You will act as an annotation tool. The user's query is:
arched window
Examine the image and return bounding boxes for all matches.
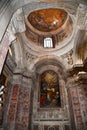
[40,70,61,108]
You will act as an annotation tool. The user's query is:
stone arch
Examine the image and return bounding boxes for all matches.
[31,57,71,129]
[32,56,68,82]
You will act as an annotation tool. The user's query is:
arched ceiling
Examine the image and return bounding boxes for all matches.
[0,0,87,42]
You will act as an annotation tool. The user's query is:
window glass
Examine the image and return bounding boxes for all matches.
[44,38,53,48]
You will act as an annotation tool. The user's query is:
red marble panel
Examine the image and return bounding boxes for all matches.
[15,88,24,123]
[11,85,19,102]
[23,88,30,112]
[21,87,30,129]
[8,103,16,120]
[8,85,19,122]
[22,116,28,125]
[15,123,22,129]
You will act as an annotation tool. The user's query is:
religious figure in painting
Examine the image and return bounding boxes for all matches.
[40,70,61,108]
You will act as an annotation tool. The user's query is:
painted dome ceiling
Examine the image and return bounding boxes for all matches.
[28,8,67,32]
[25,8,73,49]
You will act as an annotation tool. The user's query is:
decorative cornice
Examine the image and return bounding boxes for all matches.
[68,58,87,76]
[66,72,87,89]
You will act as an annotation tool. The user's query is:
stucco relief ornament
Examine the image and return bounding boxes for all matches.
[67,54,73,65]
[26,51,37,63]
[61,50,73,65]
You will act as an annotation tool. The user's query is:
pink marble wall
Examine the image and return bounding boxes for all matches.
[8,85,19,123]
[21,87,30,130]
[68,80,87,130]
[15,87,24,130]
[6,83,32,130]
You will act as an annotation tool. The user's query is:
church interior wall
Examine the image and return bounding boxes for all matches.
[0,1,87,130]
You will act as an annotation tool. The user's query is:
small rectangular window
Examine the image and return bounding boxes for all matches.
[44,37,53,48]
